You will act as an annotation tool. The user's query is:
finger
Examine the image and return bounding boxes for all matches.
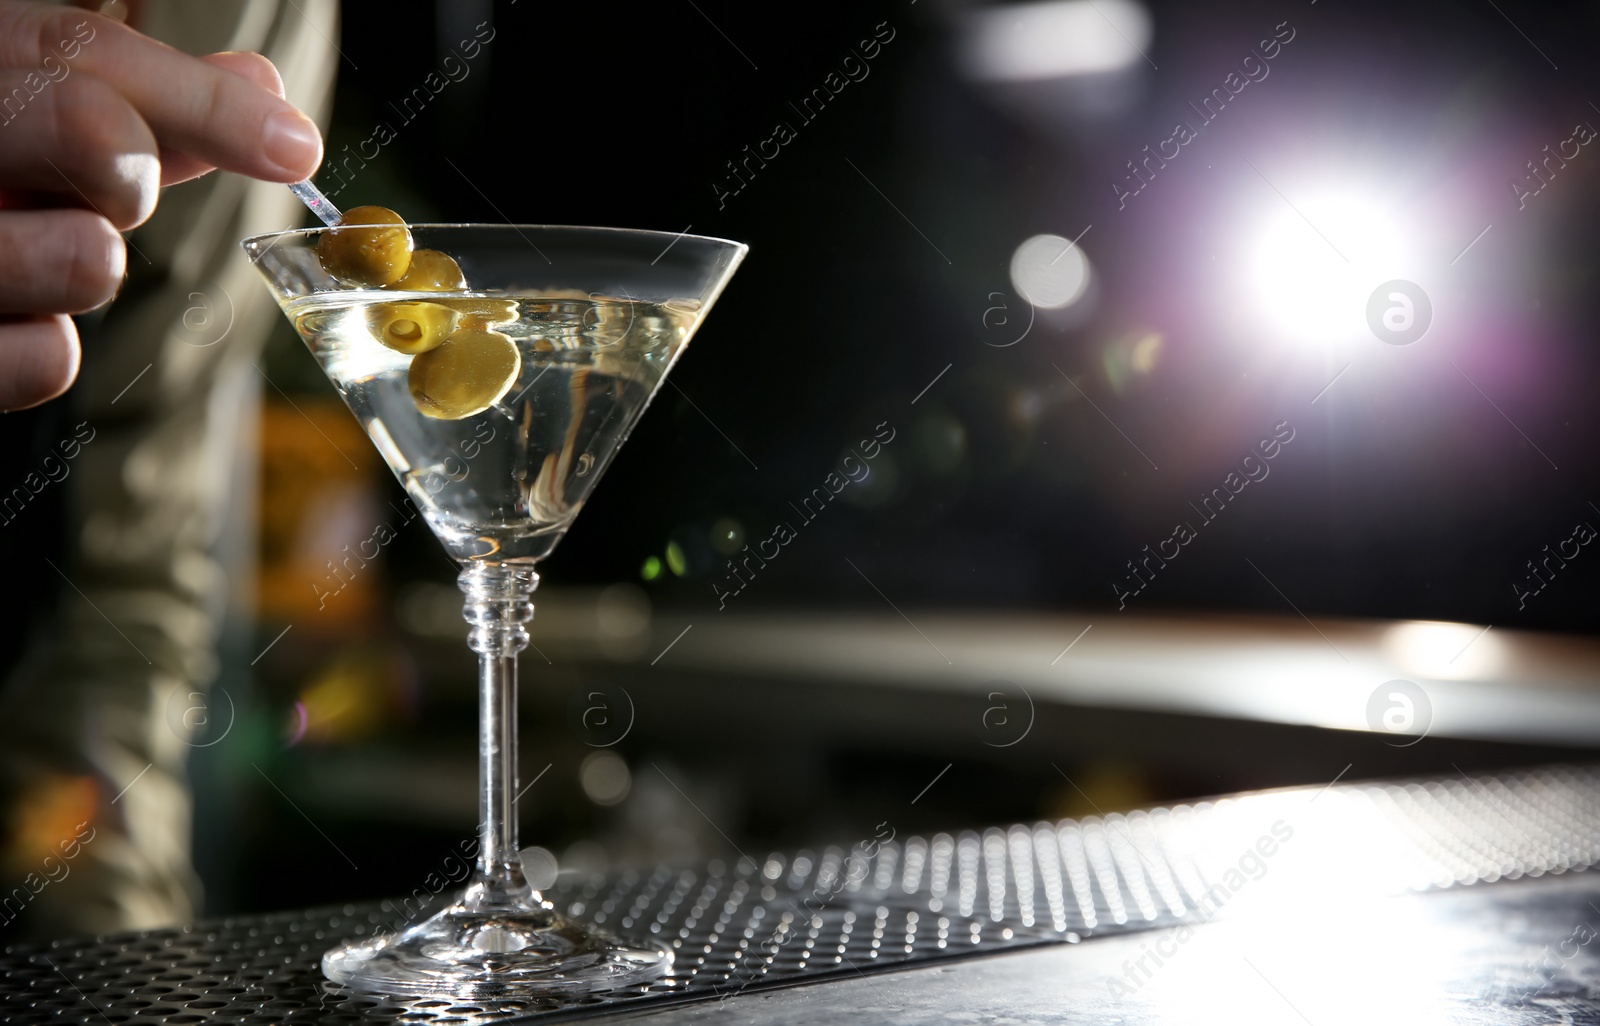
[155,144,209,187]
[0,69,157,229]
[203,50,284,98]
[0,6,322,182]
[0,210,125,315]
[0,314,80,410]
[158,51,286,186]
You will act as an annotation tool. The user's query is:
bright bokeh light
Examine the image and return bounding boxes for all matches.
[517,845,559,889]
[1011,233,1092,309]
[1383,620,1502,680]
[958,0,1151,82]
[1244,190,1413,346]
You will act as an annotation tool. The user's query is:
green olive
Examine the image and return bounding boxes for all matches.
[452,298,520,329]
[392,249,466,292]
[316,205,413,287]
[366,301,459,355]
[409,328,521,420]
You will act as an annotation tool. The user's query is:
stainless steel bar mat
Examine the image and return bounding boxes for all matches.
[3,764,1598,1024]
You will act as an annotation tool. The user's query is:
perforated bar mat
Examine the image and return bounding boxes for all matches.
[4,764,1599,1024]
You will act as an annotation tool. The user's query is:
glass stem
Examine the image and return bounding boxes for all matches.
[459,561,540,912]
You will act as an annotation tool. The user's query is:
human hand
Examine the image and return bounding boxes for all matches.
[0,1,323,410]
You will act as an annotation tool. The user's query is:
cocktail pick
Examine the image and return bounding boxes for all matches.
[288,179,342,227]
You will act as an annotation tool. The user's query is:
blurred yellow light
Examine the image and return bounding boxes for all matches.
[4,774,96,871]
[296,648,393,744]
[1131,332,1162,373]
[1104,331,1163,394]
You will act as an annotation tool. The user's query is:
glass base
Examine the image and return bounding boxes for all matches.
[323,900,672,997]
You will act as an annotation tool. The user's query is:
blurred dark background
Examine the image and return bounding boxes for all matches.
[4,0,1600,920]
[292,0,1600,629]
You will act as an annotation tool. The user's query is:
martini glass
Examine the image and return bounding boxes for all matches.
[242,224,747,996]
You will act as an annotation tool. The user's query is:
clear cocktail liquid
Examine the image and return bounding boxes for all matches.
[290,294,695,561]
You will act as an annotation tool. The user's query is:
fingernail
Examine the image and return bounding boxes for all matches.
[264,109,322,178]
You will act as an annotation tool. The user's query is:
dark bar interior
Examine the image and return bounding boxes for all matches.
[1,0,1598,1021]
